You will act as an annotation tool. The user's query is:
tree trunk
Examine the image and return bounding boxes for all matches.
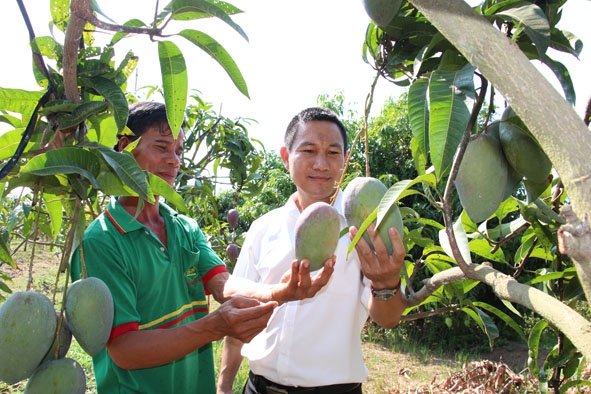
[408,0,591,359]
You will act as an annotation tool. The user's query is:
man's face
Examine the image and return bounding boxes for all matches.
[280,120,346,209]
[127,125,185,186]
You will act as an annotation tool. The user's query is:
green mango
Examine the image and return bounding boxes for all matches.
[342,177,404,254]
[362,0,403,27]
[0,291,57,384]
[455,133,509,223]
[24,358,86,394]
[65,277,114,356]
[41,313,72,364]
[499,107,552,183]
[295,201,341,271]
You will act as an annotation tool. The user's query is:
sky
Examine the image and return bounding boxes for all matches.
[1,0,589,153]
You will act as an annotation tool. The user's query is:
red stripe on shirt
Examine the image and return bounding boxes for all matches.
[104,208,126,234]
[109,321,139,341]
[201,265,228,295]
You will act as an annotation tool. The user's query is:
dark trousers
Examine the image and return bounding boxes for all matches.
[243,371,363,394]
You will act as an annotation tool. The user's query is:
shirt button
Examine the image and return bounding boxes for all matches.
[160,247,165,252]
[145,230,149,235]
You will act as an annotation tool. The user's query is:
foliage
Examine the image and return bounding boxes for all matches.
[359,0,589,392]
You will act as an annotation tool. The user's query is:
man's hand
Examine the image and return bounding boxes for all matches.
[350,224,405,289]
[271,257,335,303]
[213,296,277,343]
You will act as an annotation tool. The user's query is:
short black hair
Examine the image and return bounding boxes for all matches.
[284,107,348,154]
[114,102,177,151]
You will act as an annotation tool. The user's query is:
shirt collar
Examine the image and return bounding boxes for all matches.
[104,196,178,234]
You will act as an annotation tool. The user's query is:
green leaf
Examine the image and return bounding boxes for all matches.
[43,193,63,241]
[528,319,549,377]
[496,1,550,58]
[473,301,526,342]
[56,101,108,129]
[0,88,44,124]
[539,55,576,106]
[468,238,506,263]
[111,19,147,46]
[158,40,188,139]
[0,235,16,268]
[428,64,475,179]
[0,128,36,161]
[408,78,430,157]
[50,0,70,32]
[179,29,249,98]
[169,0,248,41]
[87,76,129,132]
[147,173,187,213]
[94,145,155,203]
[21,147,101,189]
[549,28,583,58]
[439,216,472,264]
[462,306,499,348]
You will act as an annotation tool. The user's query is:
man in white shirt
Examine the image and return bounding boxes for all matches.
[217,107,407,394]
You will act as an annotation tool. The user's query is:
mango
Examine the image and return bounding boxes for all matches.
[362,0,403,27]
[24,358,86,394]
[455,133,508,223]
[226,243,239,263]
[342,177,404,254]
[295,202,341,271]
[41,313,72,363]
[499,107,552,183]
[227,209,239,230]
[65,277,114,356]
[0,291,57,384]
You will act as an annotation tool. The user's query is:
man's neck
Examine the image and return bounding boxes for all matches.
[118,196,162,225]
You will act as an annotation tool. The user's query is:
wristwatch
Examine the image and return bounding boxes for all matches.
[371,282,401,301]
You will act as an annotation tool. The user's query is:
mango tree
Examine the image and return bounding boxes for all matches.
[0,0,260,387]
[360,0,590,390]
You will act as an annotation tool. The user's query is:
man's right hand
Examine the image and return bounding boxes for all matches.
[213,296,277,343]
[271,256,335,304]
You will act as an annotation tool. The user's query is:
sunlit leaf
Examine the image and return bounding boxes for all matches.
[0,88,43,124]
[43,192,63,241]
[147,173,187,213]
[468,238,506,263]
[88,76,129,132]
[158,40,187,138]
[439,216,472,264]
[169,0,248,41]
[21,147,101,188]
[408,77,430,158]
[428,64,475,179]
[94,145,154,203]
[179,29,249,97]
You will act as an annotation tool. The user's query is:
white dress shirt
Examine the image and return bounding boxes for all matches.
[234,191,371,387]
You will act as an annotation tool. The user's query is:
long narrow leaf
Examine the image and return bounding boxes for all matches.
[0,236,16,268]
[428,64,475,179]
[473,301,526,342]
[95,146,154,203]
[408,77,430,157]
[169,0,248,41]
[0,88,43,124]
[539,55,576,106]
[439,215,472,264]
[21,147,101,189]
[179,29,249,98]
[43,193,63,241]
[158,40,187,139]
[88,76,129,132]
[147,173,187,213]
[496,2,550,58]
[528,319,549,377]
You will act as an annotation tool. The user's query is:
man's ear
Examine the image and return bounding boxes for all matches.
[117,136,135,152]
[279,146,290,170]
